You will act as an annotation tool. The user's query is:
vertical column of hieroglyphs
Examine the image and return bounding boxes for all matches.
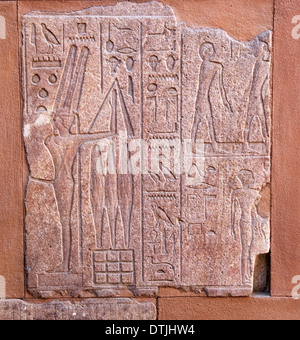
[23,2,272,298]
[141,13,182,287]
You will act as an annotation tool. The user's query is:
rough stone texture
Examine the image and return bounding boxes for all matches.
[0,1,24,299]
[271,0,300,297]
[158,296,300,320]
[167,0,274,41]
[0,299,156,320]
[18,0,274,42]
[23,1,271,298]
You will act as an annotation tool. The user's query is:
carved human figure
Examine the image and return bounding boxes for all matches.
[231,170,261,286]
[46,111,114,272]
[192,42,232,153]
[244,39,271,153]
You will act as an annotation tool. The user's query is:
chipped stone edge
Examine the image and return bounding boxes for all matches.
[21,1,272,299]
[22,1,174,19]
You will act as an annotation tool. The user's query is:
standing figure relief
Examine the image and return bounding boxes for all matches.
[45,45,117,272]
[244,38,271,153]
[192,42,233,153]
[23,2,271,298]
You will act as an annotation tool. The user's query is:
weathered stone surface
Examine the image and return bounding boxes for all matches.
[0,299,156,320]
[271,0,300,297]
[23,1,271,298]
[158,296,300,320]
[0,0,24,299]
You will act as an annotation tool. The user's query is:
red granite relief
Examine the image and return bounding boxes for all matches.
[23,1,271,298]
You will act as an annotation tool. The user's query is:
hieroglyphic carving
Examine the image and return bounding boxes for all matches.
[23,2,271,298]
[93,250,135,286]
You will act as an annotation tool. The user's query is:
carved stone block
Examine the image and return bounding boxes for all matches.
[23,1,271,298]
[0,299,156,320]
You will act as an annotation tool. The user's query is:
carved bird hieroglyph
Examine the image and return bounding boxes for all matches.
[151,202,177,256]
[151,202,174,227]
[41,23,61,54]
